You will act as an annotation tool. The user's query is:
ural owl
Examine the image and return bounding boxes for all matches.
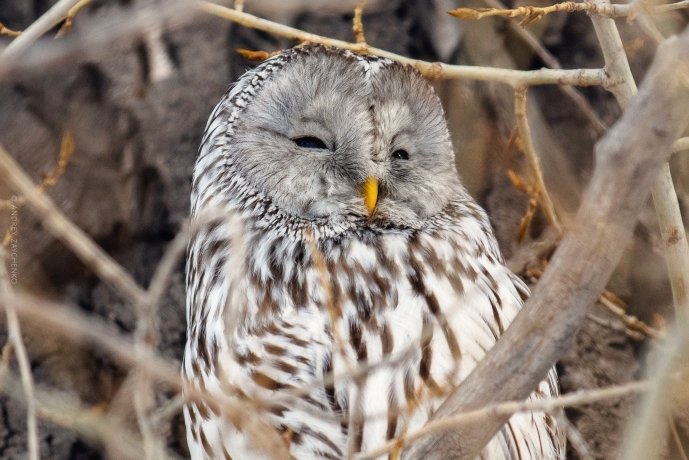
[184,45,564,459]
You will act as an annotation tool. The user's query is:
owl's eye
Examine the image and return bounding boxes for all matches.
[293,136,327,150]
[392,149,410,160]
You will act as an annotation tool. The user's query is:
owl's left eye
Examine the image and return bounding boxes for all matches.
[392,149,410,160]
[293,136,327,150]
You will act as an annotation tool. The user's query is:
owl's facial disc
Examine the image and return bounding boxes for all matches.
[227,47,463,229]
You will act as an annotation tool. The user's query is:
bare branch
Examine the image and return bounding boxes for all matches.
[674,136,689,152]
[0,22,21,38]
[481,0,607,133]
[1,0,84,61]
[402,25,689,459]
[360,379,648,459]
[514,87,562,234]
[0,289,290,457]
[449,0,689,23]
[55,0,92,37]
[0,250,39,460]
[197,1,607,87]
[556,414,595,460]
[589,3,689,455]
[352,0,367,44]
[598,293,664,340]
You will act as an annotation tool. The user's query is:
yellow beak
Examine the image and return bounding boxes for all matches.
[361,177,379,216]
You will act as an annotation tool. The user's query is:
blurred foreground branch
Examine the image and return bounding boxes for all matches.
[1,0,86,61]
[0,251,38,460]
[361,378,649,458]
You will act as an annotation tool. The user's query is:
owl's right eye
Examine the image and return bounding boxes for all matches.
[293,136,327,150]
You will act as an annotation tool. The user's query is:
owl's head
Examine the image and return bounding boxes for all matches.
[199,45,463,230]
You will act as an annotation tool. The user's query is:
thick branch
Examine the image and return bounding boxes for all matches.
[402,26,689,460]
[589,3,689,456]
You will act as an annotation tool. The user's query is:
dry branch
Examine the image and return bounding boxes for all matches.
[0,250,38,460]
[0,144,147,306]
[352,0,367,44]
[589,3,689,455]
[0,23,21,38]
[514,87,562,233]
[0,290,290,458]
[674,137,689,152]
[1,0,85,61]
[360,379,649,458]
[450,0,689,23]
[198,1,606,87]
[481,0,607,133]
[402,25,689,459]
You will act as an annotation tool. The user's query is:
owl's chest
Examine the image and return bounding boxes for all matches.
[238,229,511,380]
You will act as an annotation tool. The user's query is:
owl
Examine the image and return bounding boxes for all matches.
[183,45,565,459]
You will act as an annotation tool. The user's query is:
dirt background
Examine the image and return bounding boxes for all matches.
[0,0,687,458]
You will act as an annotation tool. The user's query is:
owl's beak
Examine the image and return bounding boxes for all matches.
[361,177,379,216]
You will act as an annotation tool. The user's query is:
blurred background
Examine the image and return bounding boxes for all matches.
[0,0,687,458]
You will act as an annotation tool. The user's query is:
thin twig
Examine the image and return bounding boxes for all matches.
[0,249,39,460]
[481,0,607,133]
[197,1,607,87]
[1,0,83,61]
[587,313,645,340]
[527,267,662,339]
[514,86,562,234]
[0,130,74,211]
[353,0,367,44]
[0,143,147,306]
[359,379,648,459]
[668,414,689,460]
[674,137,689,152]
[598,292,664,339]
[556,413,595,460]
[0,290,289,458]
[0,23,21,38]
[55,0,91,37]
[449,0,689,23]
